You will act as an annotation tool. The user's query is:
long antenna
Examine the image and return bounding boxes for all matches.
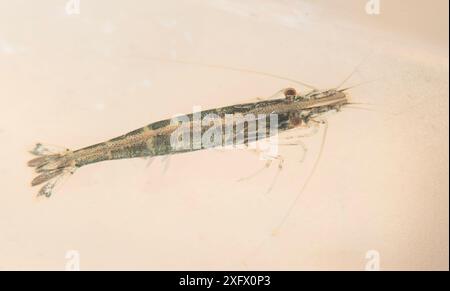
[272,119,329,235]
[338,78,382,92]
[125,55,319,91]
[336,51,375,90]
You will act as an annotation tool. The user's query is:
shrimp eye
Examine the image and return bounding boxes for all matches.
[283,88,297,101]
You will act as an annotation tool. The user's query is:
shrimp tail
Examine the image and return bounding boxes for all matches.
[27,143,77,198]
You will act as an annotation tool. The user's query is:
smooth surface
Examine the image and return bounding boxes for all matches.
[0,0,448,270]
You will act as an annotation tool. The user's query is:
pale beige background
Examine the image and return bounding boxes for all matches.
[0,0,448,270]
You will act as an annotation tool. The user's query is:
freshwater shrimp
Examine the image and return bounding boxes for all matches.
[28,85,350,198]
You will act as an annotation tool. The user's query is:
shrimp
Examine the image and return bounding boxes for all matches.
[28,85,350,197]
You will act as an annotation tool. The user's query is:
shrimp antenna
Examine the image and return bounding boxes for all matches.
[338,78,382,92]
[126,55,318,91]
[272,119,329,234]
[336,50,376,90]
